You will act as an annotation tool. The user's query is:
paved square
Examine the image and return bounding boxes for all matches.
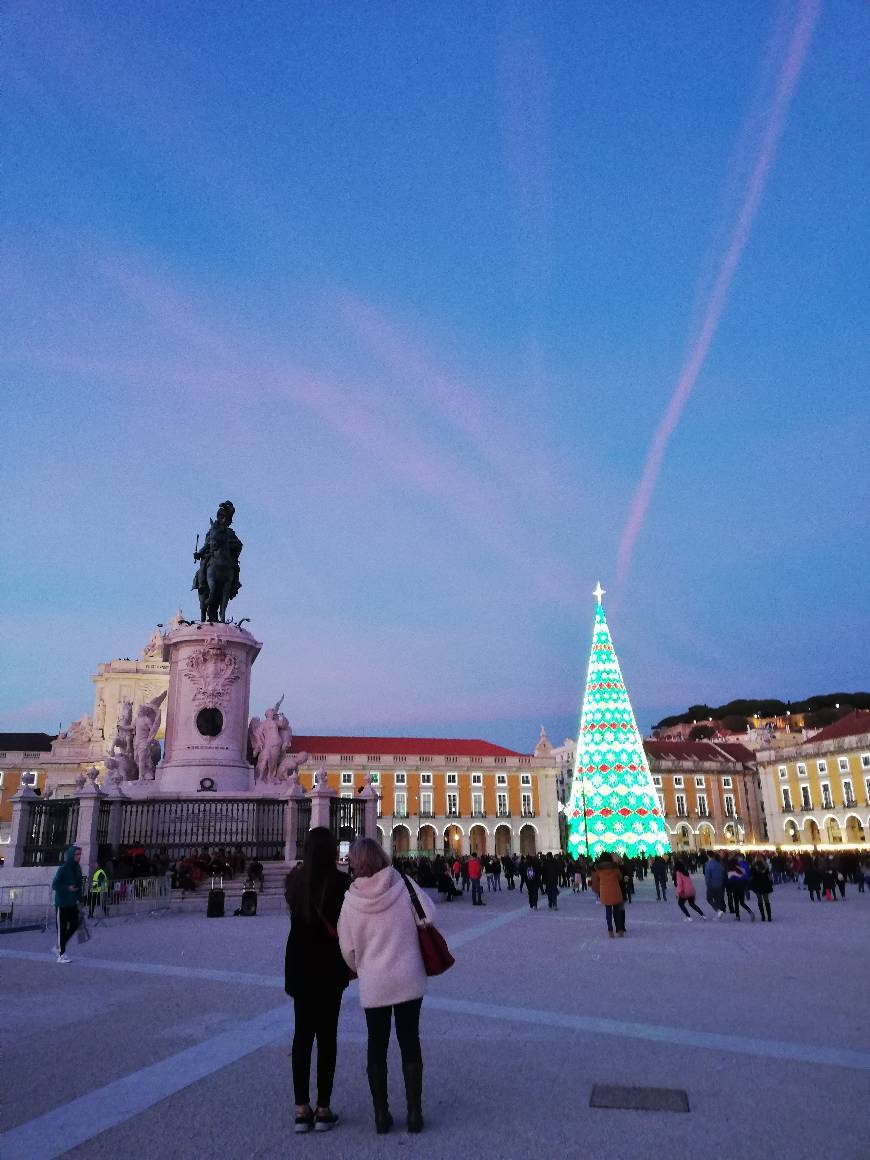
[1,878,868,1159]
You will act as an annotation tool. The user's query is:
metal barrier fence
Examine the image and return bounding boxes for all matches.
[22,800,80,867]
[101,875,171,917]
[118,799,286,862]
[0,883,54,932]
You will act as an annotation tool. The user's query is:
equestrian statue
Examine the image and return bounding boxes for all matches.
[192,500,243,623]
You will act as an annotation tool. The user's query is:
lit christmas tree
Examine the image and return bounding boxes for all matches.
[566,583,670,858]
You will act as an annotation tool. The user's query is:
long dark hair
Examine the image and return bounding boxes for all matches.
[285,826,337,922]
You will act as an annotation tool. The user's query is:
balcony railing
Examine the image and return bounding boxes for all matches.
[470,810,487,818]
[496,810,512,818]
[445,810,462,819]
[521,809,536,818]
[418,810,435,818]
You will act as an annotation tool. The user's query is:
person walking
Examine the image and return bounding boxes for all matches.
[284,827,350,1134]
[88,859,110,920]
[750,858,774,922]
[703,852,727,919]
[651,855,669,901]
[467,852,485,906]
[543,852,560,910]
[492,856,502,892]
[726,859,755,920]
[524,857,540,909]
[51,844,83,962]
[338,837,435,1135]
[590,853,626,937]
[674,861,706,922]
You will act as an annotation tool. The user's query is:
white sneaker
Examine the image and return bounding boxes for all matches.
[57,953,72,964]
[716,910,725,920]
[683,916,693,923]
[699,913,707,920]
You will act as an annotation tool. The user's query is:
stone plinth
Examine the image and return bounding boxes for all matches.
[157,622,261,793]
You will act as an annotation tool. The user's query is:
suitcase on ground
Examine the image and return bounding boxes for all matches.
[240,889,258,917]
[207,876,225,918]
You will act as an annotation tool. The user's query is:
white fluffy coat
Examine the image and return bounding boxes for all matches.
[338,866,436,1009]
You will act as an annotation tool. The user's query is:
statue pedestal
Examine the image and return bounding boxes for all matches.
[157,622,261,793]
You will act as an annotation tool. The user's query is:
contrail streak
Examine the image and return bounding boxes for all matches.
[616,0,820,587]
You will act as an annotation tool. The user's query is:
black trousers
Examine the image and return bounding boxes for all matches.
[757,893,772,921]
[292,989,343,1107]
[678,898,704,917]
[364,997,423,1070]
[56,907,79,953]
[604,903,625,932]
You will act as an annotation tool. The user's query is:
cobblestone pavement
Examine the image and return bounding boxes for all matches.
[2,877,868,1159]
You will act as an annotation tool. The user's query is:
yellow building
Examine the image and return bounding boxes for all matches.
[757,710,870,847]
[291,734,559,856]
[0,734,52,846]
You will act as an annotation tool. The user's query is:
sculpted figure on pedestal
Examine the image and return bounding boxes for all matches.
[107,700,136,780]
[92,698,106,739]
[59,714,92,742]
[191,500,243,623]
[133,692,167,780]
[248,696,291,783]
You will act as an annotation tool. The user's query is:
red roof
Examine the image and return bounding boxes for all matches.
[804,709,870,745]
[644,740,747,764]
[711,741,757,763]
[290,736,527,758]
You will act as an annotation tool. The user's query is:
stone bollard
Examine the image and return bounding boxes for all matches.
[73,769,107,878]
[282,775,307,863]
[359,772,379,840]
[6,784,39,868]
[308,768,336,832]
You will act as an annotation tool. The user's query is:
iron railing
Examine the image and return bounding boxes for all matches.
[118,799,285,862]
[330,797,366,844]
[22,800,80,867]
[296,798,312,855]
[97,799,112,860]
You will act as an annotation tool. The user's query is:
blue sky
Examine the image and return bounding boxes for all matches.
[2,1,867,750]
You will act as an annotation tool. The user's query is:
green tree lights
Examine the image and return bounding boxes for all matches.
[566,585,670,859]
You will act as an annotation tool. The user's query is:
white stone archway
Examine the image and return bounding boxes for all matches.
[443,823,463,856]
[519,823,537,855]
[803,816,821,844]
[696,823,715,850]
[823,815,843,844]
[494,824,512,857]
[376,825,385,848]
[783,818,800,844]
[417,824,437,854]
[469,823,488,855]
[844,814,866,844]
[391,824,411,856]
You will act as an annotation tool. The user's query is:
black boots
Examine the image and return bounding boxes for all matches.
[403,1059,424,1134]
[367,1064,393,1134]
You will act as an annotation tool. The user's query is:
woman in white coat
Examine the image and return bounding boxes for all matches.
[338,837,435,1134]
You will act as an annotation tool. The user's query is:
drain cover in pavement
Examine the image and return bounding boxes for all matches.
[590,1085,690,1113]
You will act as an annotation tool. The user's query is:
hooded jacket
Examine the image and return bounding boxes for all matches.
[337,866,435,1009]
[52,846,83,909]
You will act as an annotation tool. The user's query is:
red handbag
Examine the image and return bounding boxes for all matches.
[402,875,455,976]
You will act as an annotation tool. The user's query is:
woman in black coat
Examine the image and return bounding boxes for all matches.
[285,827,350,1134]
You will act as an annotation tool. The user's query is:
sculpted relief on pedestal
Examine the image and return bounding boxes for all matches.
[184,640,240,708]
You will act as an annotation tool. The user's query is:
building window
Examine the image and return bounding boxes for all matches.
[675,793,687,817]
[0,770,4,788]
[369,771,380,784]
[446,792,459,817]
[472,792,484,816]
[820,783,833,809]
[520,773,532,786]
[778,766,788,780]
[782,787,792,811]
[865,777,870,804]
[394,792,407,817]
[817,761,827,776]
[521,793,533,817]
[20,771,38,788]
[652,775,662,787]
[377,798,382,817]
[842,780,855,807]
[797,763,807,777]
[471,772,483,786]
[800,784,812,810]
[446,772,457,785]
[722,777,732,789]
[694,776,705,789]
[341,771,354,786]
[496,774,507,786]
[697,794,708,817]
[420,772,432,785]
[861,753,870,769]
[420,791,433,816]
[340,790,353,799]
[724,794,735,817]
[673,776,684,787]
[394,772,406,785]
[838,758,849,773]
[496,792,509,817]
